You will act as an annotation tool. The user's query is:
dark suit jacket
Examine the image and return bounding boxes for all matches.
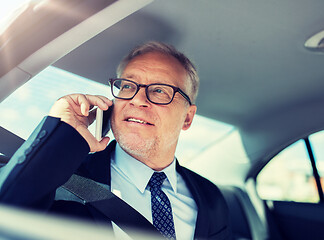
[0,116,232,239]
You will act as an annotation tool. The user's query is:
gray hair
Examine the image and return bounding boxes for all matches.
[116,41,199,103]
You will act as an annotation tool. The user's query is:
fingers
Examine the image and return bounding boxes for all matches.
[50,94,113,152]
[95,95,113,110]
[74,94,112,116]
[50,94,112,120]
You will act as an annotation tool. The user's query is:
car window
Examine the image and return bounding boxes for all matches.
[309,130,324,184]
[256,139,320,203]
[0,66,110,139]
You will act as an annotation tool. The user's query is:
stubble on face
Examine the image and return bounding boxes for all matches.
[111,112,182,170]
[111,120,161,161]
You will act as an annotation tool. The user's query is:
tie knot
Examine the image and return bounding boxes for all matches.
[148,172,167,190]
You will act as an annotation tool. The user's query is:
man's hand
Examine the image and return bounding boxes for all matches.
[49,94,113,152]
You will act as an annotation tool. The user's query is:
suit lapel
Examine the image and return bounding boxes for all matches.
[176,161,210,239]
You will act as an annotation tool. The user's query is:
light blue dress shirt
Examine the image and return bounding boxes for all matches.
[110,143,198,240]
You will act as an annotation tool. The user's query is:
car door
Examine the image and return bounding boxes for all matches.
[255,131,324,240]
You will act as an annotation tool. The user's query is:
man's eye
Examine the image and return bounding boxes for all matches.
[154,88,164,94]
[121,84,132,90]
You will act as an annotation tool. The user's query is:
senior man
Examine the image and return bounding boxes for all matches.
[0,41,232,240]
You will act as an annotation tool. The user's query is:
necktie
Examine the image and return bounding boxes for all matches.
[148,172,176,240]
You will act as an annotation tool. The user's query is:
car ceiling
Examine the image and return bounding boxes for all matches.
[1,0,324,167]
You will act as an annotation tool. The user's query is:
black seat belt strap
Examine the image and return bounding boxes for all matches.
[61,174,161,238]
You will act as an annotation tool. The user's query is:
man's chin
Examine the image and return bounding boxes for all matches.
[116,134,157,158]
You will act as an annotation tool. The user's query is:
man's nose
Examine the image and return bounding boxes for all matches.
[129,87,150,107]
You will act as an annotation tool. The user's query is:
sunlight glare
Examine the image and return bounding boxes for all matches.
[0,0,29,35]
[0,0,27,22]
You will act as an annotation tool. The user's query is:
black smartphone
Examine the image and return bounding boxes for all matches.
[95,105,113,140]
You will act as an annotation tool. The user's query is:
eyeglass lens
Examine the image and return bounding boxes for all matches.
[112,79,174,104]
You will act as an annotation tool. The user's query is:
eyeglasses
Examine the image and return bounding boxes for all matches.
[108,78,192,105]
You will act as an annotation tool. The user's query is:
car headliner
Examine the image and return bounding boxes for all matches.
[1,0,324,177]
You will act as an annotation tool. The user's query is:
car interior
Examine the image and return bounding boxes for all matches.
[1,0,324,239]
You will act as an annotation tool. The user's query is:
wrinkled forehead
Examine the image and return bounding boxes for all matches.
[122,52,189,88]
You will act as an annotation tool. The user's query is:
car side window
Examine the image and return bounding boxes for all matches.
[256,138,321,203]
[309,131,324,190]
[0,66,111,139]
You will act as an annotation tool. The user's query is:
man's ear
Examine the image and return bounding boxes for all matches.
[182,104,197,130]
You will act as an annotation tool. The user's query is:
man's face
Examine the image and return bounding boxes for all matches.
[110,52,196,169]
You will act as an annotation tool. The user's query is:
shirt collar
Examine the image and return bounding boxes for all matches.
[114,143,178,194]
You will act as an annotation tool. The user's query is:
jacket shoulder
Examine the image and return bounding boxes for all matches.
[179,165,222,194]
[178,165,233,239]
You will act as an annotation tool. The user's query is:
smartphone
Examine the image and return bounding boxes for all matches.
[95,105,113,141]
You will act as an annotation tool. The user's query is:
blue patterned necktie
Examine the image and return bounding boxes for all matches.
[148,172,176,240]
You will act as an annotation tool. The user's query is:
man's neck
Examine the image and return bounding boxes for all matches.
[119,145,175,171]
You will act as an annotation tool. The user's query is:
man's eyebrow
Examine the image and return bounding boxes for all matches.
[122,74,136,79]
[121,74,175,85]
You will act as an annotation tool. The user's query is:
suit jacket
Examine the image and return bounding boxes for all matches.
[0,116,232,239]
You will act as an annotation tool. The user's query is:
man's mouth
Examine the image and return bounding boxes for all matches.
[126,118,154,126]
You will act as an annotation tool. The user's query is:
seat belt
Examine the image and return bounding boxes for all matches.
[59,174,162,239]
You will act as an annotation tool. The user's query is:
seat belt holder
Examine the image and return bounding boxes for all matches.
[60,174,162,239]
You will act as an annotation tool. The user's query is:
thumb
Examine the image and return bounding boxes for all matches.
[100,136,110,148]
[90,136,110,153]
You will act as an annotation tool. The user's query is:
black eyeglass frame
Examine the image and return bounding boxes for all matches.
[108,78,192,105]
